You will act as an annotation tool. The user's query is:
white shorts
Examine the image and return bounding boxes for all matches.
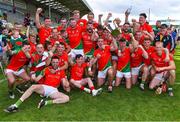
[98,66,112,78]
[112,56,118,61]
[154,71,167,81]
[5,68,25,76]
[68,49,84,59]
[42,85,58,97]
[116,71,131,78]
[131,64,144,75]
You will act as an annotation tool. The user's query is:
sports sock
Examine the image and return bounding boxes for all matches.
[141,80,145,84]
[15,99,23,107]
[90,86,95,91]
[45,100,53,105]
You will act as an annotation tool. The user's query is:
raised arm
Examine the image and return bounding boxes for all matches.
[35,8,43,29]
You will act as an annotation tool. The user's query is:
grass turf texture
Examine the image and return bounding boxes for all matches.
[0,46,180,121]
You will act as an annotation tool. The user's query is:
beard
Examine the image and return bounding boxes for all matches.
[87,28,93,33]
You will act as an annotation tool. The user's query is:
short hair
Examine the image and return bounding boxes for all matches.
[139,13,147,19]
[119,38,126,42]
[88,12,94,16]
[69,17,75,22]
[161,24,168,29]
[144,36,151,41]
[52,55,59,60]
[14,22,21,25]
[75,54,83,60]
[155,41,163,46]
[59,42,65,46]
[123,22,130,26]
[73,10,80,14]
[61,18,67,21]
[44,17,50,21]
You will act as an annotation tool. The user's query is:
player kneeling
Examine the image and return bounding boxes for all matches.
[69,54,102,96]
[4,56,69,113]
[149,42,176,96]
[115,39,131,89]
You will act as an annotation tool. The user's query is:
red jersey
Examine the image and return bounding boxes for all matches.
[54,52,68,78]
[38,26,52,45]
[29,41,36,54]
[101,34,112,45]
[43,67,63,88]
[151,50,173,68]
[130,47,144,68]
[49,36,67,46]
[30,53,47,72]
[94,45,112,71]
[66,26,83,49]
[7,50,30,71]
[77,19,87,29]
[122,32,131,42]
[57,25,66,32]
[71,63,88,80]
[143,46,155,66]
[54,52,68,67]
[117,48,131,72]
[138,35,145,45]
[139,23,153,33]
[82,32,95,55]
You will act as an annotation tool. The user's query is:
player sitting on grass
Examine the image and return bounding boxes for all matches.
[69,54,102,96]
[4,56,69,113]
[149,41,176,96]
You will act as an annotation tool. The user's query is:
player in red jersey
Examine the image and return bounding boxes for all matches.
[35,8,52,45]
[72,10,87,28]
[139,13,154,38]
[69,54,102,96]
[57,18,67,32]
[53,42,70,92]
[115,38,131,89]
[66,18,84,59]
[149,42,176,96]
[87,12,99,29]
[121,23,131,42]
[30,44,49,83]
[5,41,31,99]
[130,36,148,90]
[92,38,118,92]
[47,28,70,52]
[28,33,37,54]
[82,22,98,58]
[142,37,169,80]
[4,56,70,113]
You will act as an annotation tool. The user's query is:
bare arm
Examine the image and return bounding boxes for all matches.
[98,14,103,25]
[31,73,44,82]
[139,45,148,59]
[26,25,30,38]
[91,30,99,41]
[104,13,112,27]
[142,30,154,41]
[59,61,68,71]
[35,8,43,29]
[45,51,53,66]
[110,38,118,51]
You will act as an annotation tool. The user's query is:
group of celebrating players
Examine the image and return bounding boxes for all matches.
[0,8,176,113]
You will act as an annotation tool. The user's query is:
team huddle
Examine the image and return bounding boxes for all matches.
[0,8,176,113]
